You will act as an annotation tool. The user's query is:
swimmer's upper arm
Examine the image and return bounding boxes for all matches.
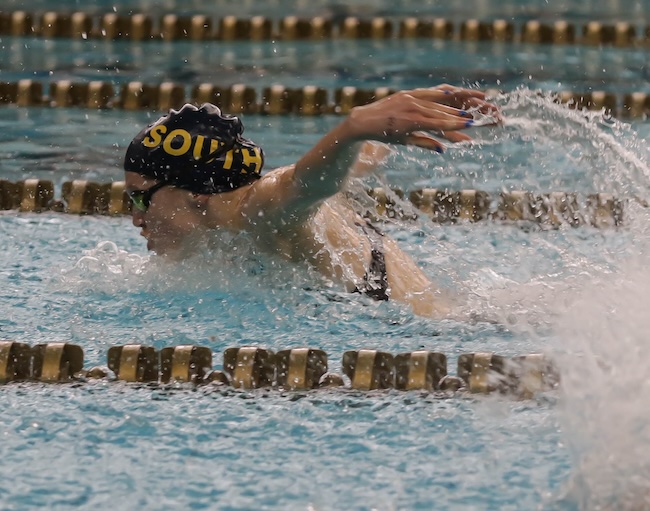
[235,165,313,227]
[232,137,385,229]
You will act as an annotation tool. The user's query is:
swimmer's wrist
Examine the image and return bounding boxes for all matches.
[341,108,374,143]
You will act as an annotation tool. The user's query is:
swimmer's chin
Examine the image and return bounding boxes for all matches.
[145,240,204,261]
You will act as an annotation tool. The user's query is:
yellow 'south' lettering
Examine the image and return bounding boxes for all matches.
[241,148,263,173]
[142,127,235,164]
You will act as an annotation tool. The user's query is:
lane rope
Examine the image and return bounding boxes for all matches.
[0,11,647,47]
[0,80,648,118]
[0,179,626,227]
[0,340,559,398]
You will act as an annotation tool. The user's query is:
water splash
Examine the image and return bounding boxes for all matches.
[490,88,650,199]
[383,87,650,199]
[54,235,325,300]
[55,240,151,293]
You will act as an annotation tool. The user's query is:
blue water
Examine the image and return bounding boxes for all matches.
[1,38,648,93]
[1,2,650,510]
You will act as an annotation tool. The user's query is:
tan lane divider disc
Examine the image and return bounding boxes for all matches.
[260,85,330,115]
[0,341,32,383]
[218,15,272,41]
[191,84,258,114]
[394,351,447,391]
[521,20,576,44]
[582,21,637,47]
[334,86,394,115]
[586,193,624,227]
[45,80,114,109]
[100,13,153,41]
[32,342,84,382]
[407,188,491,223]
[457,352,507,394]
[278,16,333,40]
[157,82,186,112]
[556,91,618,115]
[276,348,328,390]
[86,81,114,108]
[623,92,650,118]
[62,180,96,214]
[1,10,33,36]
[295,86,329,116]
[119,81,185,111]
[160,14,212,41]
[16,80,44,107]
[262,85,294,115]
[60,180,130,215]
[457,352,559,397]
[19,179,54,212]
[107,344,159,382]
[342,350,395,390]
[399,18,454,38]
[339,17,393,39]
[460,19,514,42]
[227,84,258,114]
[223,347,275,389]
[40,12,70,38]
[106,181,130,215]
[160,345,212,384]
[506,354,559,399]
[39,12,92,39]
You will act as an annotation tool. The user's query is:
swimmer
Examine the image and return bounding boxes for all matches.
[124,85,501,317]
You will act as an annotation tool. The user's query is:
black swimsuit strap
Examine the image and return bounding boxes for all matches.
[354,221,390,301]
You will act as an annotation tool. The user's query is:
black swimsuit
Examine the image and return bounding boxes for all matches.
[354,222,390,301]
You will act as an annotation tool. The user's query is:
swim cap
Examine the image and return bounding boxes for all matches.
[124,103,264,194]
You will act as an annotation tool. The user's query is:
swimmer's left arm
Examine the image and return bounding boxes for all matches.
[278,87,499,219]
[234,86,501,227]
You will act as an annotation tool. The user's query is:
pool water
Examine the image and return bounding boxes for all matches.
[1,2,650,511]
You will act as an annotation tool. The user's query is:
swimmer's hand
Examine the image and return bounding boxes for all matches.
[347,85,502,153]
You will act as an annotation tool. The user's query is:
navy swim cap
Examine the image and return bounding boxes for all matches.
[124,103,264,194]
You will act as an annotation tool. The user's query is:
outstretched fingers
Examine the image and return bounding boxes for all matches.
[407,87,501,118]
[405,129,473,153]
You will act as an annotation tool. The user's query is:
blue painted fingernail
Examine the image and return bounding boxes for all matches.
[435,147,443,153]
[465,120,474,127]
[460,110,468,116]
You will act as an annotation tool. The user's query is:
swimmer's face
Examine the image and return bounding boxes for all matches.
[125,173,204,256]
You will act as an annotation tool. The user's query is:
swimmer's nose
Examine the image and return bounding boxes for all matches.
[131,209,145,228]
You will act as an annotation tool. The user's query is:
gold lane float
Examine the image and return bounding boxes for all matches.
[0,80,648,118]
[0,10,648,47]
[0,340,559,398]
[0,179,625,228]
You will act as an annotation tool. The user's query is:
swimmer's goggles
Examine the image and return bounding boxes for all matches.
[128,181,169,212]
[128,143,240,212]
